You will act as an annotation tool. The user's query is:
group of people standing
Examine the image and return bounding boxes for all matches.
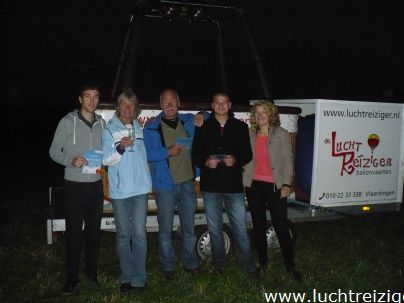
[49,85,301,295]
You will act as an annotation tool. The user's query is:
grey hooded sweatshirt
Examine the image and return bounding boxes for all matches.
[49,110,105,182]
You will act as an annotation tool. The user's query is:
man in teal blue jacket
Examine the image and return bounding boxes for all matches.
[102,88,152,292]
[143,89,199,280]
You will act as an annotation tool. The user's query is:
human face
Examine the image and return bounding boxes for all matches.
[79,89,99,114]
[160,90,179,119]
[254,105,270,129]
[212,95,231,117]
[118,98,136,123]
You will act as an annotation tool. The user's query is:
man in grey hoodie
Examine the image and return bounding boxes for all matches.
[49,84,105,294]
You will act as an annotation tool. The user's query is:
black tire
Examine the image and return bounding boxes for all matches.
[196,225,233,260]
[266,219,296,251]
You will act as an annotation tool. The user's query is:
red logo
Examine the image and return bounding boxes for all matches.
[329,132,391,176]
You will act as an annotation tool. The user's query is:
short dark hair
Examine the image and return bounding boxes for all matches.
[212,92,230,102]
[79,84,100,97]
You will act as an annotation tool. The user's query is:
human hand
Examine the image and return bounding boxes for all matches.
[194,113,204,127]
[119,137,134,149]
[205,157,221,169]
[168,144,184,156]
[280,186,291,198]
[72,156,88,168]
[223,155,236,167]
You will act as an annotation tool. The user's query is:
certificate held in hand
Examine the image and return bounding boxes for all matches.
[175,137,193,150]
[82,150,103,175]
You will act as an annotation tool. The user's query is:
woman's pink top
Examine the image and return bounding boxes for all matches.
[253,134,274,183]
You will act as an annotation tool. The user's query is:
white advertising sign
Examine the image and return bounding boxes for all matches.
[311,100,404,207]
[97,109,251,126]
[97,109,298,132]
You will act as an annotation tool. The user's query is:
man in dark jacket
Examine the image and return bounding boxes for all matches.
[192,92,256,274]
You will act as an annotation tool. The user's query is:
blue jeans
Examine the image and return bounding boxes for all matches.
[202,192,256,272]
[155,180,198,271]
[112,194,148,287]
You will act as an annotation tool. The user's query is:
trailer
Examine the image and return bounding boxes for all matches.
[47,102,303,260]
[276,98,403,211]
[47,99,404,260]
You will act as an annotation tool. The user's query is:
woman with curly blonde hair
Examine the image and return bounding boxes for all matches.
[243,100,301,281]
[249,100,281,130]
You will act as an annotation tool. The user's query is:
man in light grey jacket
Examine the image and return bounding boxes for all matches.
[49,84,105,294]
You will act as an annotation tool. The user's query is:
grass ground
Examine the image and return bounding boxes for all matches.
[1,164,403,303]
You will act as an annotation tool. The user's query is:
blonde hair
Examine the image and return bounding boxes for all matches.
[249,100,280,131]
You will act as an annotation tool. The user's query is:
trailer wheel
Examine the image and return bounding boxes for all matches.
[266,220,296,250]
[196,225,232,260]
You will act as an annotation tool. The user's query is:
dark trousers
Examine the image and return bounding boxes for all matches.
[246,180,295,269]
[63,180,103,282]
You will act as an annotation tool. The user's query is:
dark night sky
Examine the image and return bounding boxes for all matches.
[4,0,404,106]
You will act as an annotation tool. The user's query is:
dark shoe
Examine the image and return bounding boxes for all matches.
[62,280,77,295]
[210,267,223,276]
[120,282,132,293]
[86,275,100,287]
[184,267,200,276]
[131,285,146,291]
[259,262,268,272]
[247,270,261,280]
[163,271,175,281]
[288,268,303,282]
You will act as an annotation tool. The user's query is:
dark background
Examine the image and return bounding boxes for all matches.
[4,0,404,107]
[1,5,404,299]
[3,0,404,177]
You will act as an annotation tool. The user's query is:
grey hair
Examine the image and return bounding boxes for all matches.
[116,88,139,117]
[159,89,180,104]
